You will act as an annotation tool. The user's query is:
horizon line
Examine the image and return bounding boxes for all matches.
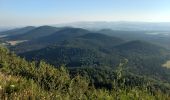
[1,20,170,28]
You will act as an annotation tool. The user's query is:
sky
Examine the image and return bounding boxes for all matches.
[0,0,170,26]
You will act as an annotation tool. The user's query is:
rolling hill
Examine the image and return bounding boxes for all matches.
[113,40,168,56]
[19,35,170,83]
[19,32,125,67]
[11,27,123,53]
[1,26,170,99]
[0,26,36,36]
[6,26,61,40]
[98,29,170,50]
[0,26,169,83]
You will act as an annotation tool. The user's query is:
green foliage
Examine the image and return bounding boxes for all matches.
[18,33,170,83]
[0,46,170,99]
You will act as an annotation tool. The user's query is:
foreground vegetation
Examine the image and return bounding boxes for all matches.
[0,47,170,100]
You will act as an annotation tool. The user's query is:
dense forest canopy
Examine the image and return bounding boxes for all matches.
[1,26,170,99]
[0,46,170,99]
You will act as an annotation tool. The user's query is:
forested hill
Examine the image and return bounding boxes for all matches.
[1,26,168,83]
[9,27,91,53]
[20,39,170,83]
[1,26,170,99]
[0,46,170,99]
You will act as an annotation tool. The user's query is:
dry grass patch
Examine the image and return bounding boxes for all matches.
[162,60,170,69]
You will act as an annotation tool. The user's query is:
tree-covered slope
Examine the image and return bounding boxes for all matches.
[20,46,103,67]
[20,39,170,83]
[3,27,170,88]
[0,46,170,99]
[10,27,91,53]
[111,40,170,82]
[113,40,169,56]
[78,33,124,48]
[19,32,125,67]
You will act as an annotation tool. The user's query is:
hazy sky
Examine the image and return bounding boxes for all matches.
[0,0,170,26]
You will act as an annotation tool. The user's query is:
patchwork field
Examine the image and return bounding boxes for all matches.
[7,40,27,46]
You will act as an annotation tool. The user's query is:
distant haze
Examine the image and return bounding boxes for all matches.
[54,21,170,31]
[0,0,170,27]
[1,21,170,32]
